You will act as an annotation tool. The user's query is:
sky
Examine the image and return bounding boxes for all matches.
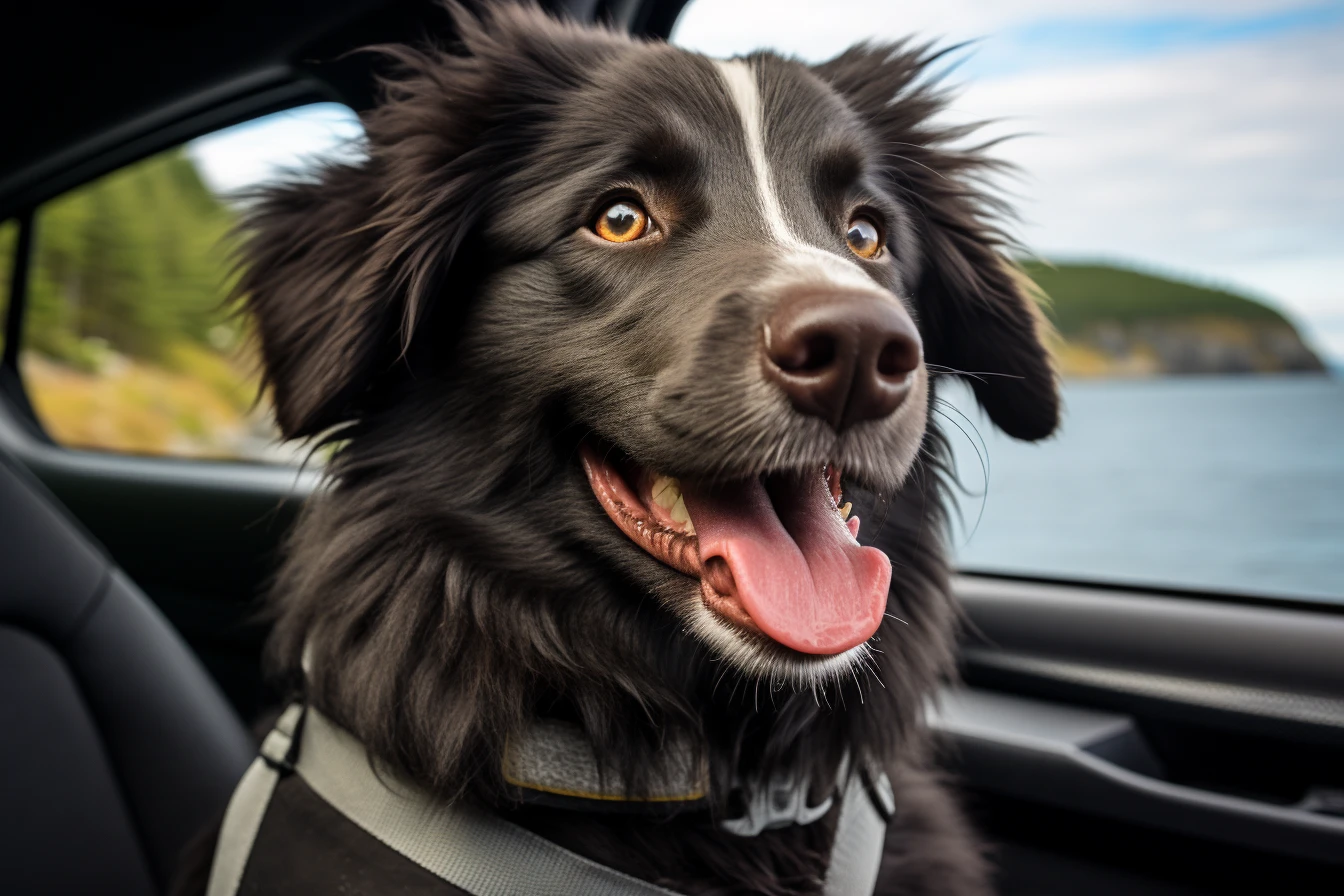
[188,104,364,199]
[186,1,1344,362]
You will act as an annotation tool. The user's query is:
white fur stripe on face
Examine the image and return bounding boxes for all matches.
[712,59,875,292]
[714,59,796,244]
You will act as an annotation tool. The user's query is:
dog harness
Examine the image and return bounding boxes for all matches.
[206,704,891,895]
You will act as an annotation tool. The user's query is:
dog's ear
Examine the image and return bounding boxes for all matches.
[237,4,611,439]
[813,45,1060,441]
[236,162,399,439]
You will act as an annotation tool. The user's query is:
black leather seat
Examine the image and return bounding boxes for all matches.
[0,448,253,894]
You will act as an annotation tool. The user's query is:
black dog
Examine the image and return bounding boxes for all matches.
[205,4,1058,894]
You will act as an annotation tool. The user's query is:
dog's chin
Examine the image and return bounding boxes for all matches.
[578,439,900,683]
[679,587,881,687]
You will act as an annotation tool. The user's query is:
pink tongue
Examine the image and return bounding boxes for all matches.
[681,472,891,655]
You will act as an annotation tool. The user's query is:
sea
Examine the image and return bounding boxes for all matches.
[935,374,1344,604]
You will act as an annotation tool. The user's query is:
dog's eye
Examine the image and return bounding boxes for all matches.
[594,201,649,243]
[845,216,882,259]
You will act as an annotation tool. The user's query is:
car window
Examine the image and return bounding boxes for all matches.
[17,102,364,462]
[674,1,1344,603]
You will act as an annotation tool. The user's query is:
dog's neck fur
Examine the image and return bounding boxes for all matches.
[262,381,962,895]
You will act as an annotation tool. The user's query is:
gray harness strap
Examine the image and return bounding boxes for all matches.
[206,704,887,896]
[827,771,891,896]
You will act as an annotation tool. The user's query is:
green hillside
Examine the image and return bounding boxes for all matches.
[1022,262,1289,335]
[1021,261,1324,376]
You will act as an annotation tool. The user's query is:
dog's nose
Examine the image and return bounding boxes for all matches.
[763,290,922,431]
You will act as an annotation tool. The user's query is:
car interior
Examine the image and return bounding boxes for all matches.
[1,1,1341,893]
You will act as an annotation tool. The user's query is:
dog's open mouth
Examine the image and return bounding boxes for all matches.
[579,443,891,656]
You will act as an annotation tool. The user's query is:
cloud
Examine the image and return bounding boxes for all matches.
[675,1,1344,361]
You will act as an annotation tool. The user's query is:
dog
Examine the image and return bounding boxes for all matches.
[194,4,1059,894]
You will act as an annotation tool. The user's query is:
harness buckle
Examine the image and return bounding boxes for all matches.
[258,703,307,778]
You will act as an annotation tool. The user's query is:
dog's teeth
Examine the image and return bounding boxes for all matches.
[839,502,852,521]
[670,494,696,535]
[651,475,681,510]
[670,494,692,526]
[650,475,695,535]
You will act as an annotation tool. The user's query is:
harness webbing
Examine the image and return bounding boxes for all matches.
[206,704,888,896]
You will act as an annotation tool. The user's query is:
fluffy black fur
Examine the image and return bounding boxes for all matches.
[214,4,1059,894]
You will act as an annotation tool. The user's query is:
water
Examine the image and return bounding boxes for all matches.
[937,375,1344,603]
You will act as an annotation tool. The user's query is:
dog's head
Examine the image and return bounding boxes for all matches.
[243,5,1057,697]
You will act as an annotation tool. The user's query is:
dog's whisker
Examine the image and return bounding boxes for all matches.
[849,666,865,704]
[931,402,991,542]
[932,399,993,500]
[926,363,1025,381]
[876,147,951,181]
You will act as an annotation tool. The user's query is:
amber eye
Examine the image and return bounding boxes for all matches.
[594,201,649,243]
[845,216,882,259]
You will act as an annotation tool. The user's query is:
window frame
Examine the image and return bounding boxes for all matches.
[3,208,33,370]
